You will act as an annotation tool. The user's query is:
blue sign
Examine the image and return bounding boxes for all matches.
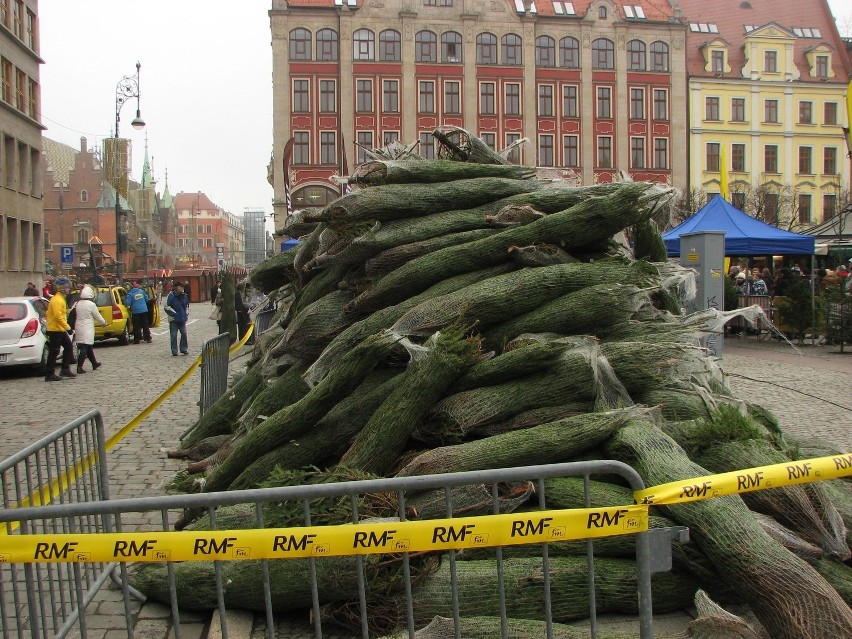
[60,245,74,264]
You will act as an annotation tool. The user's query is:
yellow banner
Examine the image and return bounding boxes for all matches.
[634,453,852,505]
[0,506,648,564]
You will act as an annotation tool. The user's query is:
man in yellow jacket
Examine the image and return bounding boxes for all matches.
[45,277,76,381]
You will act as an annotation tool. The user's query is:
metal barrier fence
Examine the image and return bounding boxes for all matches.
[0,433,683,639]
[0,411,138,639]
[253,308,276,340]
[198,333,231,418]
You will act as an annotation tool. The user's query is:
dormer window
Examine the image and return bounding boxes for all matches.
[804,45,833,79]
[712,50,724,72]
[816,55,828,78]
[599,6,607,19]
[764,50,777,73]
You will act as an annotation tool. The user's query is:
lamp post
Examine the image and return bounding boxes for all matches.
[113,62,145,283]
[140,235,149,283]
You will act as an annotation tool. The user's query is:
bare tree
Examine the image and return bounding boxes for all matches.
[670,187,706,228]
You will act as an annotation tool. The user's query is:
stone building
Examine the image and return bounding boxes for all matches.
[0,0,43,294]
[269,0,688,230]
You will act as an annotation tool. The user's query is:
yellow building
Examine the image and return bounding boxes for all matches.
[677,0,850,230]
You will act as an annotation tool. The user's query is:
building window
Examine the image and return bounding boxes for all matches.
[353,29,375,61]
[442,31,462,63]
[289,28,311,60]
[731,98,745,122]
[798,194,811,224]
[731,192,746,210]
[535,36,555,67]
[1,58,12,104]
[25,8,35,51]
[419,132,435,159]
[79,228,92,245]
[798,146,812,174]
[563,135,579,167]
[538,85,553,116]
[480,132,496,150]
[597,137,612,168]
[650,41,669,72]
[320,132,336,165]
[356,79,373,112]
[316,28,338,61]
[416,31,437,62]
[476,32,497,64]
[764,99,778,123]
[80,189,88,203]
[480,82,495,114]
[630,137,645,168]
[799,101,812,124]
[592,38,614,69]
[706,143,720,171]
[424,0,453,5]
[562,85,578,117]
[599,6,607,19]
[823,194,837,221]
[765,193,779,224]
[502,34,522,65]
[27,77,36,119]
[319,80,336,112]
[627,40,645,71]
[379,30,401,61]
[15,68,24,111]
[506,133,521,164]
[653,138,668,169]
[356,131,373,163]
[711,50,724,73]
[815,55,829,78]
[292,79,309,113]
[539,135,554,166]
[705,96,720,120]
[824,102,838,125]
[383,131,399,145]
[383,80,399,112]
[824,147,837,175]
[559,37,580,68]
[444,81,460,114]
[630,88,644,119]
[419,81,434,113]
[293,131,309,164]
[597,86,611,118]
[505,83,521,115]
[653,89,668,120]
[764,50,777,72]
[764,145,778,173]
[731,143,745,171]
[206,238,213,248]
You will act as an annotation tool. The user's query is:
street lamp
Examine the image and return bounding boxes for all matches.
[113,62,145,283]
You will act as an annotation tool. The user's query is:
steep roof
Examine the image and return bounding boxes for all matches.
[675,0,850,81]
[530,0,673,21]
[43,138,77,186]
[173,191,222,214]
[161,168,174,209]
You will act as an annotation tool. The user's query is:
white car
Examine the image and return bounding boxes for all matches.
[0,296,49,374]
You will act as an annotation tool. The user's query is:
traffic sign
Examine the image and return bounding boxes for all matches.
[60,245,74,264]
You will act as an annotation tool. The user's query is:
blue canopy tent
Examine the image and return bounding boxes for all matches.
[663,196,814,257]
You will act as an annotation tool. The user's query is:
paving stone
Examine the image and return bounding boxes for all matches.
[133,618,171,639]
[167,622,207,639]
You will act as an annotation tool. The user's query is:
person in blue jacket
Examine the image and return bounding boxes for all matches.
[164,281,190,356]
[125,281,152,344]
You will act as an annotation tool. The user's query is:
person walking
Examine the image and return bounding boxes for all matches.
[235,286,248,341]
[73,285,107,373]
[210,281,223,332]
[165,282,190,356]
[23,282,38,296]
[125,281,152,344]
[41,279,53,299]
[44,277,76,381]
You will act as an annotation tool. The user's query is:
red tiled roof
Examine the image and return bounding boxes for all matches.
[285,0,354,7]
[676,0,850,81]
[531,0,672,21]
[173,192,221,213]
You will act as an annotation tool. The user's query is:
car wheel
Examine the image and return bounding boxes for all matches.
[34,344,48,376]
[118,322,130,345]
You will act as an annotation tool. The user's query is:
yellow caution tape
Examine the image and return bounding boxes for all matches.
[0,505,648,564]
[634,453,852,505]
[0,324,256,534]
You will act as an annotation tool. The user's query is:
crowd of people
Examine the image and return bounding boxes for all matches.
[33,275,260,381]
[728,258,852,298]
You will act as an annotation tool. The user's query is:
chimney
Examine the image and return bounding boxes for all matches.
[80,137,88,153]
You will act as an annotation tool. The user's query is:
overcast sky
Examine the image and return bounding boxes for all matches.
[39,1,851,227]
[39,1,273,223]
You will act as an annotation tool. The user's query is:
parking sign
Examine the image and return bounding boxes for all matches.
[60,245,74,264]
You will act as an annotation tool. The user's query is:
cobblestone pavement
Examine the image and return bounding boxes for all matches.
[2,324,850,639]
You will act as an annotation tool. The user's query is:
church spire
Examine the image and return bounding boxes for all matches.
[161,166,173,209]
[141,133,153,189]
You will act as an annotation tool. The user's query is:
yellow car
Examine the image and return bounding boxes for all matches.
[68,285,160,345]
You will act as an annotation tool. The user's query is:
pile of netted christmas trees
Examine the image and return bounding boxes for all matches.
[131,128,852,639]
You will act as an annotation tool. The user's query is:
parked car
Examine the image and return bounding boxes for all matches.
[0,296,50,374]
[67,285,160,345]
